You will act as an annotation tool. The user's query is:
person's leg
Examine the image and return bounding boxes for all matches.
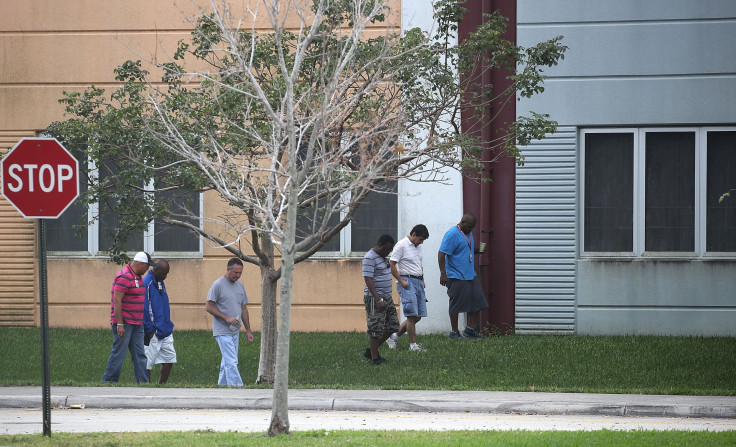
[399,279,420,343]
[449,313,459,333]
[155,334,177,384]
[406,316,420,344]
[145,334,162,384]
[364,295,378,358]
[369,330,392,361]
[446,278,465,337]
[384,295,401,350]
[369,336,381,359]
[102,324,131,383]
[128,323,149,383]
[409,280,427,344]
[396,320,407,337]
[159,363,173,384]
[464,277,488,335]
[145,337,156,372]
[216,334,243,386]
[467,311,480,330]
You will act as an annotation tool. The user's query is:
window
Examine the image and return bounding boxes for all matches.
[46,158,201,257]
[582,127,736,257]
[296,181,398,256]
[707,131,736,252]
[583,132,633,252]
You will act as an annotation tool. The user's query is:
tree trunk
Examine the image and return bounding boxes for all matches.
[256,271,278,384]
[256,239,278,384]
[267,149,299,435]
[267,247,294,436]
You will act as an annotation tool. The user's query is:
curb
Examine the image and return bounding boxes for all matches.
[2,388,735,420]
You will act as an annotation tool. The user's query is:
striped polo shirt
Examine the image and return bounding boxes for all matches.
[362,249,393,297]
[109,264,146,325]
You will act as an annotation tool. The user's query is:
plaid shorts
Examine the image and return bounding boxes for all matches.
[364,294,400,339]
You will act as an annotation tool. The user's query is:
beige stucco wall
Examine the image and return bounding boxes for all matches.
[47,256,375,331]
[2,0,400,331]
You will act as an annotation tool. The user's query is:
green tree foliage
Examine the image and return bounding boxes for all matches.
[46,0,566,435]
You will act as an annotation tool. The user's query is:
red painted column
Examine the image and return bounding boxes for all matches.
[460,0,516,334]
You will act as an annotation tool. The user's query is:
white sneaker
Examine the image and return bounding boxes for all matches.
[386,333,398,349]
[409,343,425,352]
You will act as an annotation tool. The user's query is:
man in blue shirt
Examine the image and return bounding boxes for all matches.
[438,213,488,339]
[143,259,176,384]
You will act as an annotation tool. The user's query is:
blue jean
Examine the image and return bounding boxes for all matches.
[102,322,149,383]
[397,276,428,317]
[216,334,243,386]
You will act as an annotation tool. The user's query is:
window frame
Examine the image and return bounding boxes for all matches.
[47,158,203,259]
[580,126,736,260]
[303,187,399,259]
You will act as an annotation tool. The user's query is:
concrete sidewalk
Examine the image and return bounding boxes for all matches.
[2,386,735,419]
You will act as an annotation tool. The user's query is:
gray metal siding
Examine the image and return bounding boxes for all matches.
[516,1,736,335]
[515,126,577,334]
[517,1,736,126]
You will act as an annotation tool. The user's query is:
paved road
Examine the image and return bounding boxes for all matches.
[2,408,735,434]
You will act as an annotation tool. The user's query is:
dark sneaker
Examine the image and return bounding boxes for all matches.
[363,348,372,360]
[448,331,463,339]
[463,327,480,338]
[371,356,386,365]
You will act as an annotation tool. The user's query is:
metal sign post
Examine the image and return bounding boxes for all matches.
[39,219,51,436]
[2,138,80,437]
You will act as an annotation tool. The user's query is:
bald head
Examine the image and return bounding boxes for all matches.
[458,213,476,234]
[152,259,170,282]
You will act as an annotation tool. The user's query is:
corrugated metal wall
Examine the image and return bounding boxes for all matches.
[0,132,37,326]
[515,126,577,333]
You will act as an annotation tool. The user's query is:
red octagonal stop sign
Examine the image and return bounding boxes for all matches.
[2,138,80,219]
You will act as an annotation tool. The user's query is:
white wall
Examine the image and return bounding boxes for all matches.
[400,1,464,334]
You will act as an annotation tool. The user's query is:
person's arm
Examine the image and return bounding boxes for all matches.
[205,300,239,327]
[143,284,155,335]
[364,276,386,310]
[241,305,254,342]
[438,251,448,287]
[390,260,408,289]
[113,289,125,336]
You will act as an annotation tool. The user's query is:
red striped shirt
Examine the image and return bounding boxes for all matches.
[109,264,146,325]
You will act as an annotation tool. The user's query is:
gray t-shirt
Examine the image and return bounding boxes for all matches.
[207,275,249,336]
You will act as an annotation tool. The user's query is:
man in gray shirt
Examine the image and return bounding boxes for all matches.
[206,257,253,386]
[362,234,398,365]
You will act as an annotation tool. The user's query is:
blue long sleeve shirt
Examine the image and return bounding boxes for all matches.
[143,271,175,338]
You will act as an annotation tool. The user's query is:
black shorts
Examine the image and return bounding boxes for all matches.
[446,276,488,314]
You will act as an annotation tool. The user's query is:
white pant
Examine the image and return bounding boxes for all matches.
[145,333,177,370]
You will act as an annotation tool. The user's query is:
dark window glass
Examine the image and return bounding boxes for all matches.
[295,191,341,252]
[154,188,200,252]
[706,131,736,252]
[98,163,144,253]
[584,133,634,252]
[46,164,87,251]
[644,132,695,252]
[350,181,397,252]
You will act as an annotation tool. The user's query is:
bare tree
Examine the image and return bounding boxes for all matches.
[48,0,565,435]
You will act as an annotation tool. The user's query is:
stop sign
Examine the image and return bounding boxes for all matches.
[1,138,80,218]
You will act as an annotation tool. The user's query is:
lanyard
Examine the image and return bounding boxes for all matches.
[457,225,473,263]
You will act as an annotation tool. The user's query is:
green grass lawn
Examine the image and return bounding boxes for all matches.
[0,327,734,395]
[1,429,735,447]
